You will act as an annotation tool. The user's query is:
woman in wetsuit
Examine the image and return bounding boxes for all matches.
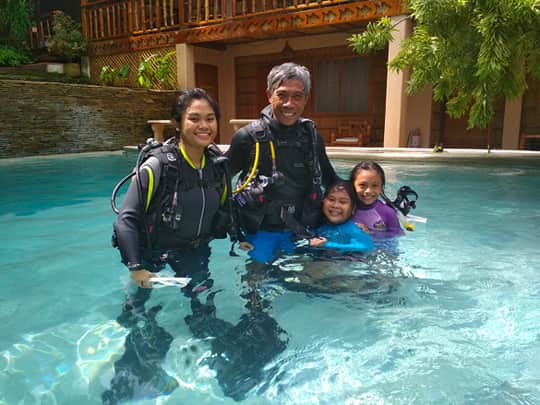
[113,87,231,315]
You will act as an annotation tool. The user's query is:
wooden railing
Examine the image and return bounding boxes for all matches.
[81,0,182,40]
[29,11,57,49]
[80,0,357,40]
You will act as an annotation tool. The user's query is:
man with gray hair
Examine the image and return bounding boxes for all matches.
[227,62,338,263]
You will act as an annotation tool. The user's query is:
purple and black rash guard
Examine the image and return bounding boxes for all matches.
[352,199,404,238]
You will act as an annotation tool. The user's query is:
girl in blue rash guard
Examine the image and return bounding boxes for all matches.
[306,180,374,254]
[271,181,376,295]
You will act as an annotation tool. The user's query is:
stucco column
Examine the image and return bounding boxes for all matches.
[502,96,523,150]
[176,43,195,89]
[383,15,412,147]
[406,86,433,147]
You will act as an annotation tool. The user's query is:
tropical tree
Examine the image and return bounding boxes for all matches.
[349,0,540,129]
[47,11,88,62]
[0,0,35,47]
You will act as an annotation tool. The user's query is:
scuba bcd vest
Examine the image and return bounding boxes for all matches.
[233,119,324,235]
[111,138,238,252]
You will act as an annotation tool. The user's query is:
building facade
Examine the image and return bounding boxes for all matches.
[36,0,539,148]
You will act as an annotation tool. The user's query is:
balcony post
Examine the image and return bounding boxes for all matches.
[81,0,88,37]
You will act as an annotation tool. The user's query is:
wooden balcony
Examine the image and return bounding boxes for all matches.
[80,0,407,55]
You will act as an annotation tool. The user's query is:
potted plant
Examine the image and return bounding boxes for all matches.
[47,11,88,76]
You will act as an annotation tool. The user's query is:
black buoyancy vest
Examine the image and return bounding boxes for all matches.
[246,119,321,192]
[144,144,227,248]
[237,119,323,233]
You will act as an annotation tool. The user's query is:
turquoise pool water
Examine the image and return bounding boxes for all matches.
[1,152,540,404]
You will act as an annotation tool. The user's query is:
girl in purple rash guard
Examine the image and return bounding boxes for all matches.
[349,161,404,239]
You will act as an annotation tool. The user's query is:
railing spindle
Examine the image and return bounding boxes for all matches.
[98,8,103,38]
[128,1,133,32]
[178,0,184,25]
[106,6,111,37]
[155,0,161,29]
[112,6,117,36]
[162,0,168,26]
[139,0,145,31]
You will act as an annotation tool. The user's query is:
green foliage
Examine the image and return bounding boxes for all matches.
[136,51,176,89]
[0,0,35,47]
[349,0,540,128]
[47,11,88,61]
[0,44,32,66]
[349,17,395,54]
[100,64,130,86]
[136,55,154,88]
[154,50,176,88]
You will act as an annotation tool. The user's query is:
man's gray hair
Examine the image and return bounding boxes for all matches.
[267,62,311,96]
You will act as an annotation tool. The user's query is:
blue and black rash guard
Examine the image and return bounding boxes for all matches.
[114,146,224,265]
[315,219,374,253]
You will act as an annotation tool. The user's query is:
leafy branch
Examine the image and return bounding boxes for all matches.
[136,50,176,89]
[349,0,540,129]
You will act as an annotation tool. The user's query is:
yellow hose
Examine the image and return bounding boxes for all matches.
[234,141,260,193]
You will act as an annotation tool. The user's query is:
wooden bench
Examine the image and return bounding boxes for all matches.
[330,120,371,147]
[519,133,540,150]
[147,120,174,142]
[230,118,256,132]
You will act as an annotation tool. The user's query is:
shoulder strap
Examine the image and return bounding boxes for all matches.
[245,120,269,142]
[145,144,181,209]
[299,118,322,189]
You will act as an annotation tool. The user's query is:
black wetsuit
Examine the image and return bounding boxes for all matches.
[107,142,289,403]
[114,144,225,271]
[104,144,230,404]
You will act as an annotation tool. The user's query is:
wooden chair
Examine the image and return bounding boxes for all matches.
[330,120,371,146]
[519,133,540,150]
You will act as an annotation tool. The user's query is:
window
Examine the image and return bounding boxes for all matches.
[315,58,369,113]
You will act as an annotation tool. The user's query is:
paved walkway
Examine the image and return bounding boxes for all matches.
[323,147,540,160]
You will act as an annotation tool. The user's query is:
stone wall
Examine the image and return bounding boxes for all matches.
[0,80,177,158]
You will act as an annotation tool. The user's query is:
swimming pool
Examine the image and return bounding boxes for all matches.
[1,152,539,404]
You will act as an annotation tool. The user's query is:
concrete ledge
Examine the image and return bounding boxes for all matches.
[123,145,540,160]
[0,150,125,164]
[324,147,540,160]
